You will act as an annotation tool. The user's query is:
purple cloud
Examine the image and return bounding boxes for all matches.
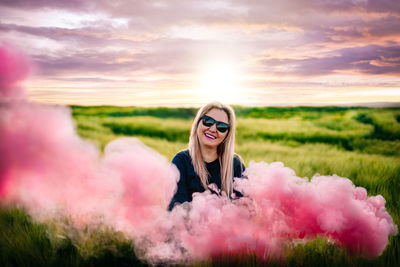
[0,22,157,48]
[261,45,400,76]
[0,0,90,11]
[31,50,142,76]
[28,37,207,77]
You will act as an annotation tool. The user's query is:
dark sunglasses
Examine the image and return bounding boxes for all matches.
[201,114,230,133]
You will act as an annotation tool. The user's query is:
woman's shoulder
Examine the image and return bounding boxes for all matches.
[233,153,244,165]
[233,153,246,175]
[172,149,194,174]
[172,149,191,164]
[173,149,190,159]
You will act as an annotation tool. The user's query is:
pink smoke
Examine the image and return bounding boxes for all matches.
[236,162,396,258]
[0,44,397,264]
[0,43,31,98]
[142,162,397,262]
[0,103,178,233]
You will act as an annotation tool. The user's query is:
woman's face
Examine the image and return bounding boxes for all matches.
[197,108,229,150]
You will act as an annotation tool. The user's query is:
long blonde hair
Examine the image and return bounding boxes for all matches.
[188,102,236,196]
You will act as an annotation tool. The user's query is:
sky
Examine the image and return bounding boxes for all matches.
[1,0,400,107]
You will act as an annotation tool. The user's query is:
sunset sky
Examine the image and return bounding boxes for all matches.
[1,0,400,107]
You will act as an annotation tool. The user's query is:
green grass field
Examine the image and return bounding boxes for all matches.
[1,105,399,266]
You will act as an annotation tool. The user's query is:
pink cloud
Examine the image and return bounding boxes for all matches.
[0,43,31,98]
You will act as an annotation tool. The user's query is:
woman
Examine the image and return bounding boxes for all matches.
[168,102,245,211]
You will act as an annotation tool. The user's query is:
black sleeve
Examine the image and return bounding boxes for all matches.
[233,154,246,178]
[233,154,246,198]
[168,153,190,211]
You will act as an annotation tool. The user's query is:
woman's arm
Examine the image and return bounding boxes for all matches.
[168,153,190,211]
[232,154,246,198]
[234,154,246,178]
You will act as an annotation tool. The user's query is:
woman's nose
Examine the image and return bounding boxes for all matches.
[209,123,217,132]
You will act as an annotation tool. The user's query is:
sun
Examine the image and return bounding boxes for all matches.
[196,60,244,104]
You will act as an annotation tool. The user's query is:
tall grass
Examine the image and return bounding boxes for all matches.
[0,208,147,267]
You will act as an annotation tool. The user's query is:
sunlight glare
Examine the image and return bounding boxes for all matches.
[196,61,244,104]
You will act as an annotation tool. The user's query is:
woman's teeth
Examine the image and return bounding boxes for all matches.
[205,133,216,140]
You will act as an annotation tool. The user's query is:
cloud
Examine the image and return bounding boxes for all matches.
[260,45,400,76]
[0,0,91,11]
[31,50,142,76]
[26,36,209,78]
[0,21,157,48]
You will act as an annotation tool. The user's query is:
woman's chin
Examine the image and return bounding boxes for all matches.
[201,139,220,149]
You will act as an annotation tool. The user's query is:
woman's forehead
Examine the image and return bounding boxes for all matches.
[205,108,229,123]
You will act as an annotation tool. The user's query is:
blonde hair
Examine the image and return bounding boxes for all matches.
[188,102,236,196]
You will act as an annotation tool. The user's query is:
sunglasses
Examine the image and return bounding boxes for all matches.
[201,114,230,133]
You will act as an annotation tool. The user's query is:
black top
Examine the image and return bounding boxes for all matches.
[168,149,245,210]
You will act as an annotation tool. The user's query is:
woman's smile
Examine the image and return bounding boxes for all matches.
[204,132,216,140]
